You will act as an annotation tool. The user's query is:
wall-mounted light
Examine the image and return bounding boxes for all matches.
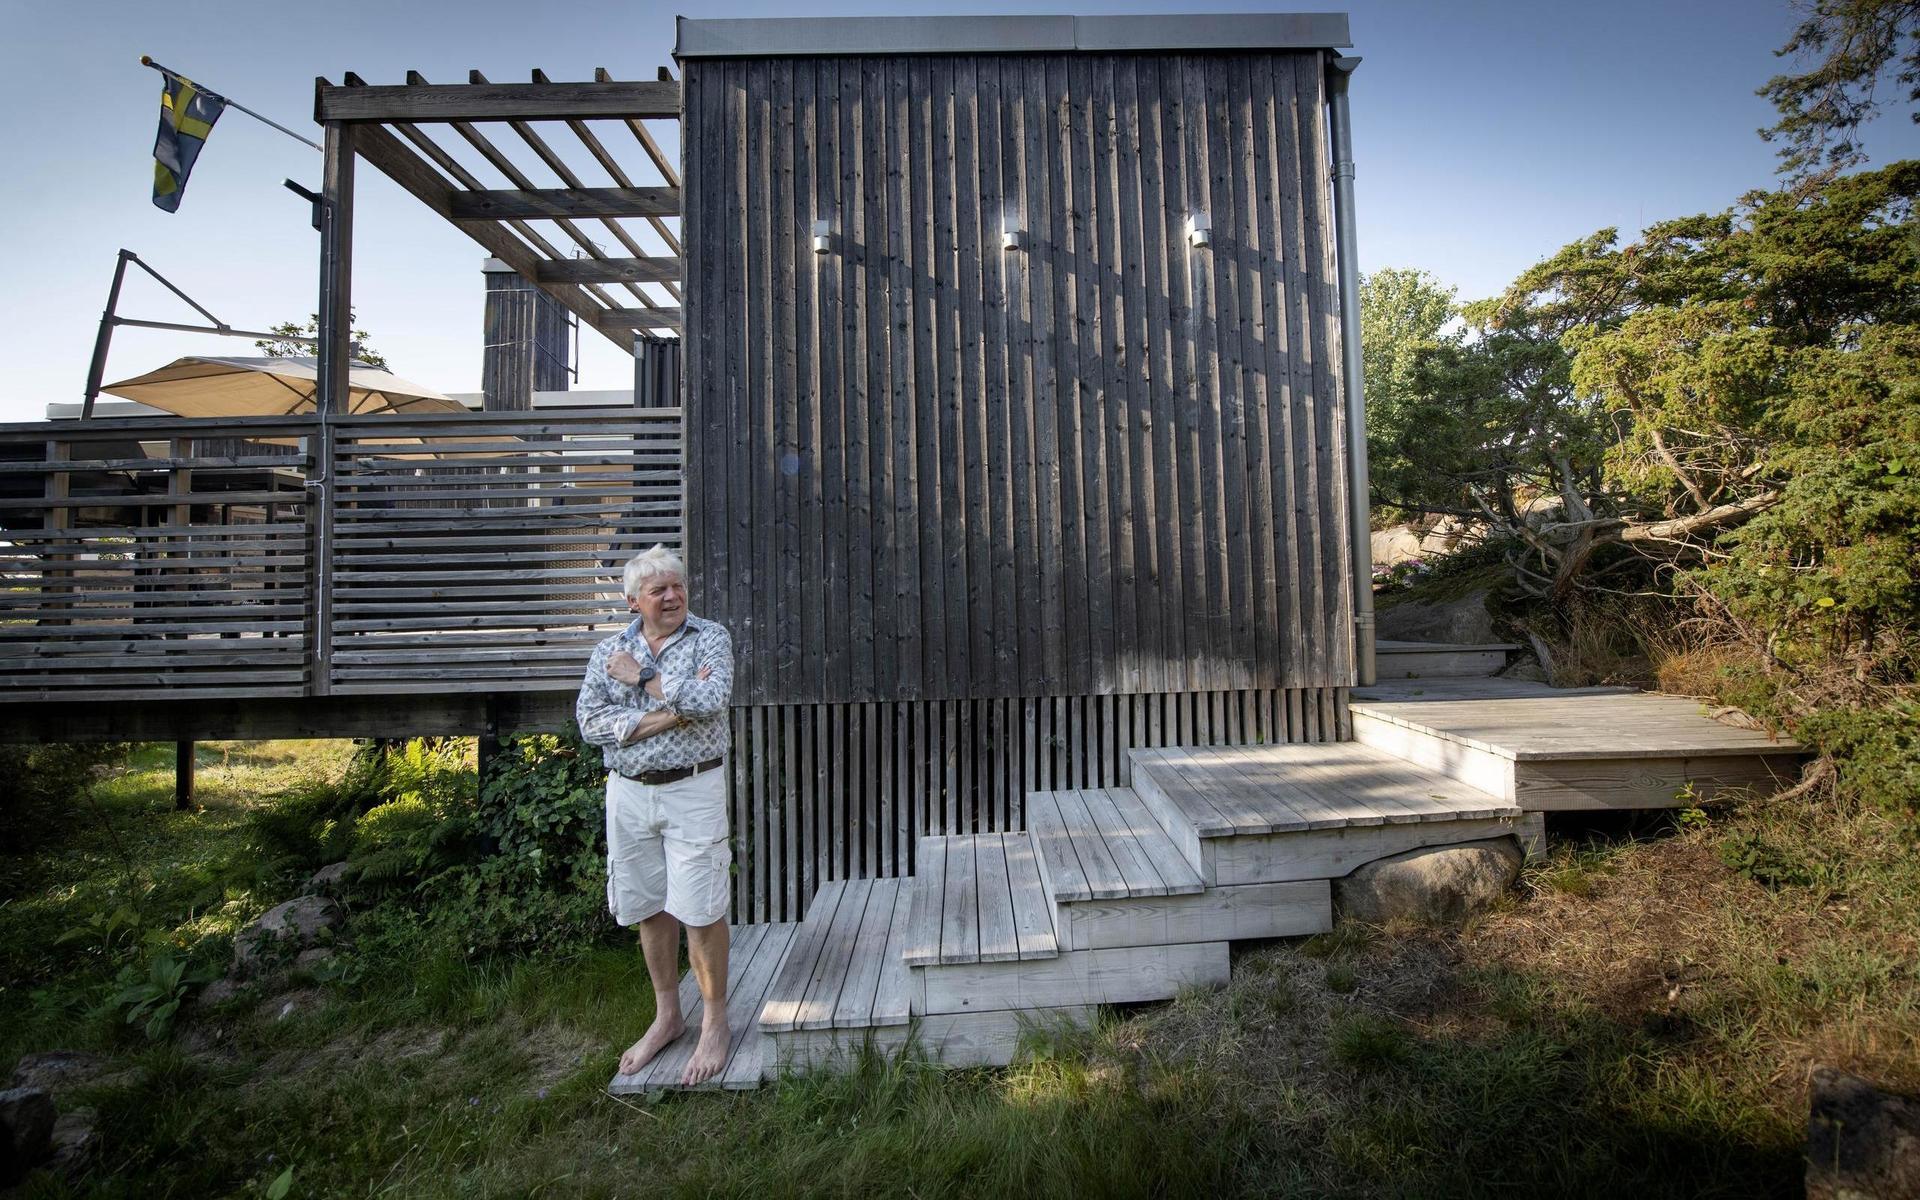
[1187,213,1211,248]
[1002,217,1023,251]
[812,219,831,254]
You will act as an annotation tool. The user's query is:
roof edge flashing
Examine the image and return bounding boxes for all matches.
[673,13,1352,59]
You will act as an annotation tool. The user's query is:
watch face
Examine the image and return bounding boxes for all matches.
[638,666,657,685]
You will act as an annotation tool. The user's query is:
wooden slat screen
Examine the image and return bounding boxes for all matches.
[0,417,318,702]
[326,406,682,693]
[726,685,1349,923]
[682,51,1356,707]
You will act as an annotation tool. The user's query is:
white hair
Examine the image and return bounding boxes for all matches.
[622,544,686,598]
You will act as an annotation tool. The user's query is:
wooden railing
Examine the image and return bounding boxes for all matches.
[0,408,681,703]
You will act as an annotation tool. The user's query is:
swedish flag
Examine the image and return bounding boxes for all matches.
[151,72,226,212]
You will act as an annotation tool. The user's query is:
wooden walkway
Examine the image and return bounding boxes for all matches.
[1350,679,1805,810]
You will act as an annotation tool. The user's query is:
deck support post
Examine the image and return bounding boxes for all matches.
[310,119,355,698]
[174,741,195,810]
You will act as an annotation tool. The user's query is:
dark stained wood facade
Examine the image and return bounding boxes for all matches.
[682,50,1356,708]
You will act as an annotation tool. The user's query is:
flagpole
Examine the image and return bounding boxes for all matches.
[140,56,322,153]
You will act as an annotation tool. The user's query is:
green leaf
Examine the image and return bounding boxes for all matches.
[266,1165,294,1200]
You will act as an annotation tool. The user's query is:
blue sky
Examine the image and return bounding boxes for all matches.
[1,0,1915,421]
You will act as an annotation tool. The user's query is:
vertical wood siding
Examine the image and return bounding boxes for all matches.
[683,50,1353,707]
[728,685,1349,923]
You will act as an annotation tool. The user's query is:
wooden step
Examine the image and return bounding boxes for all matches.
[1375,640,1515,679]
[1025,787,1205,903]
[1350,679,1805,811]
[758,878,914,1035]
[610,920,802,1095]
[1026,786,1331,951]
[902,833,1057,966]
[1129,742,1535,887]
[916,939,1231,1015]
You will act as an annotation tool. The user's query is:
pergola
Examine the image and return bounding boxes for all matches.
[308,68,684,415]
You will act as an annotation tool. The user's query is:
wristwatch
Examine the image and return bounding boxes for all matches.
[636,665,657,686]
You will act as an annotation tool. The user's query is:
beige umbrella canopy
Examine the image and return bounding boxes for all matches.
[102,355,468,417]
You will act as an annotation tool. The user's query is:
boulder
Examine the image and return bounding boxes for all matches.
[1807,1066,1920,1200]
[1370,525,1425,569]
[1375,589,1498,645]
[46,1108,97,1177]
[10,1051,106,1098]
[1336,837,1522,926]
[0,1087,55,1186]
[232,896,342,977]
[303,862,352,898]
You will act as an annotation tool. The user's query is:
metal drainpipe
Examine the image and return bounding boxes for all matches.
[1325,53,1376,688]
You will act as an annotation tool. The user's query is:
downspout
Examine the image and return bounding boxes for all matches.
[1325,53,1376,687]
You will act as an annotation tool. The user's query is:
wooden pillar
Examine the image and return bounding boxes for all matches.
[482,258,570,410]
[310,120,355,698]
[174,741,195,810]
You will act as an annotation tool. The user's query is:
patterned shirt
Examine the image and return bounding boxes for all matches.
[576,612,734,775]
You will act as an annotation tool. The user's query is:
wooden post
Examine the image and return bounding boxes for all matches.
[311,119,355,697]
[175,741,195,810]
[43,439,71,627]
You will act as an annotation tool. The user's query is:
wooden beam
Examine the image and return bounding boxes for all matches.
[597,307,683,330]
[316,79,680,122]
[448,187,679,220]
[348,120,635,353]
[535,256,681,284]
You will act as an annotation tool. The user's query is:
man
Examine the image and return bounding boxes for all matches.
[576,544,735,1087]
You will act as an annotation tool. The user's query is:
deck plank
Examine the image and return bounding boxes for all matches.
[973,834,1021,963]
[939,836,980,964]
[902,834,947,967]
[870,874,917,1026]
[1001,831,1059,959]
[611,922,785,1094]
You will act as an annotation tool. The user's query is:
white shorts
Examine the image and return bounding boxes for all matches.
[604,765,731,928]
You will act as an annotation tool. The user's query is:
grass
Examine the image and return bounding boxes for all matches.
[4,745,1918,1198]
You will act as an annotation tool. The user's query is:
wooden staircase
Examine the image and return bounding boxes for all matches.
[608,680,1795,1095]
[609,732,1540,1094]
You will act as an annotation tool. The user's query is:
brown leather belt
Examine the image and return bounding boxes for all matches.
[620,756,724,787]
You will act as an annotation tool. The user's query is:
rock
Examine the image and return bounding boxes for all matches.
[1370,525,1425,568]
[10,1051,106,1097]
[46,1108,97,1177]
[195,978,246,1008]
[1807,1066,1920,1200]
[257,988,327,1023]
[232,896,343,977]
[1417,515,1483,557]
[1499,656,1551,683]
[1376,589,1498,645]
[0,1087,55,1186]
[1336,837,1523,926]
[304,861,352,898]
[293,948,338,975]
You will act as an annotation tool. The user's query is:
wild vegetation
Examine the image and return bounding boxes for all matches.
[4,741,1914,1198]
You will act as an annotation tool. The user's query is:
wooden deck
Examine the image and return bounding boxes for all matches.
[607,679,1795,1096]
[1350,679,1805,810]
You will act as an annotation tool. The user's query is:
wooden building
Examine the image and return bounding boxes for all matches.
[2,12,1379,924]
[676,15,1373,918]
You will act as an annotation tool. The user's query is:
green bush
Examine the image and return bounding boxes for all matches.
[0,741,129,851]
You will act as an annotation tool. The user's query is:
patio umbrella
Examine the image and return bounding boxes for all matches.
[100,355,468,417]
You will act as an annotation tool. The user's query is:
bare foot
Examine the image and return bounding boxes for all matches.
[680,1016,731,1087]
[617,1012,686,1077]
